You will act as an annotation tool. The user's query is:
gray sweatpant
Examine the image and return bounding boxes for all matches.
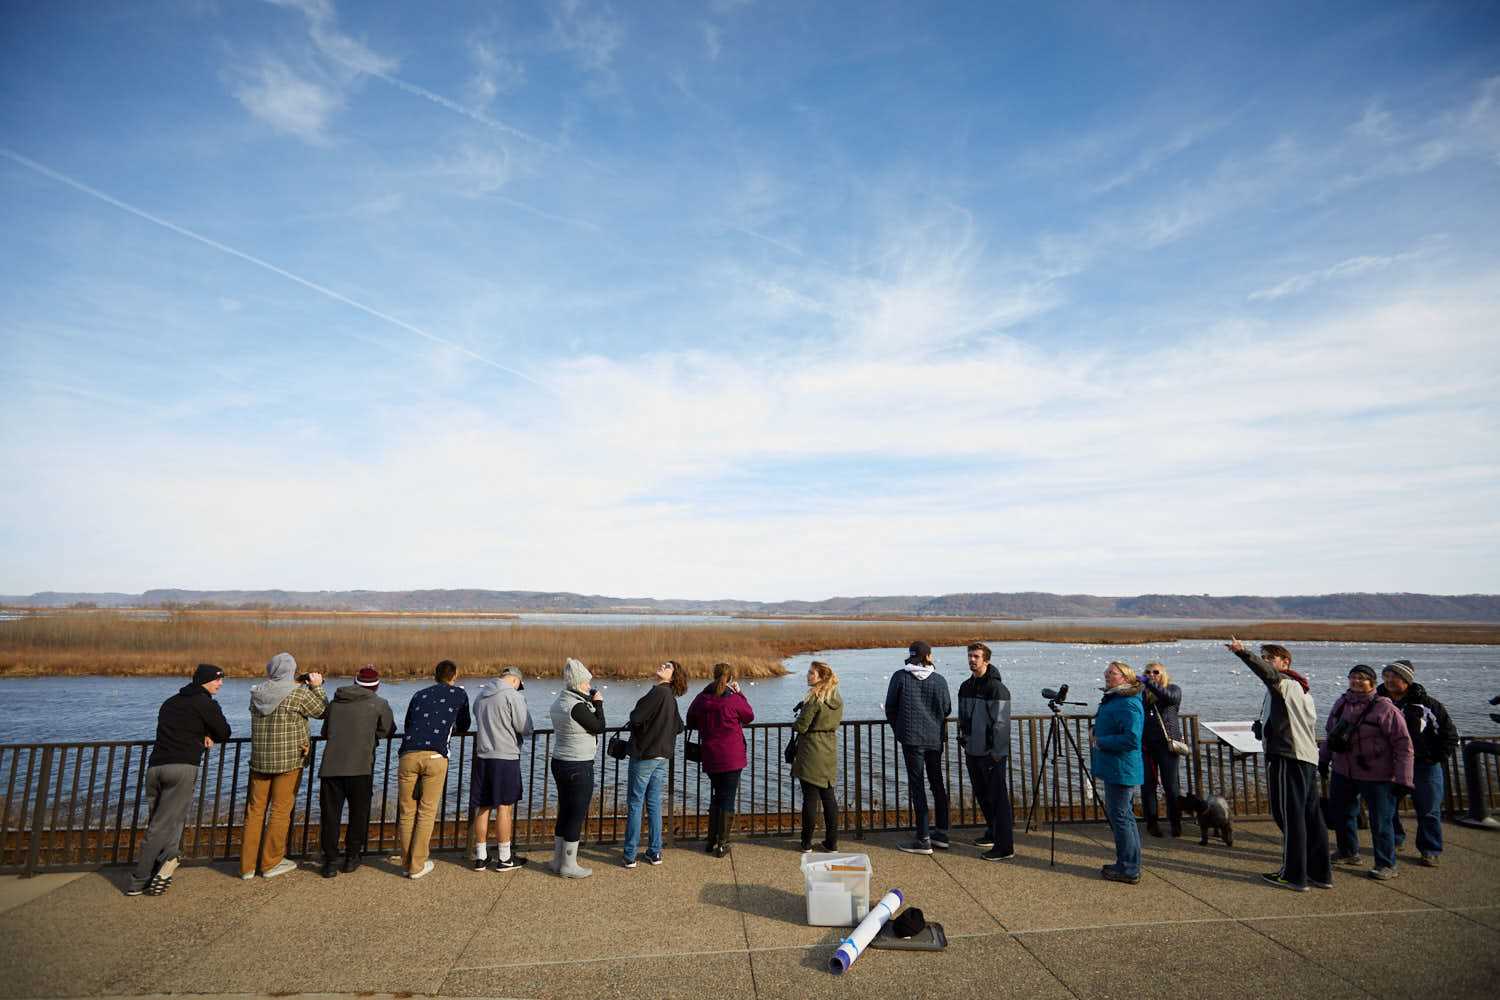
[128,764,199,888]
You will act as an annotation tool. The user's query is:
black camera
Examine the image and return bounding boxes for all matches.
[295,673,313,684]
[1042,684,1078,713]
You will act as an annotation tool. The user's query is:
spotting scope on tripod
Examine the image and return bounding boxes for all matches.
[1024,683,1097,866]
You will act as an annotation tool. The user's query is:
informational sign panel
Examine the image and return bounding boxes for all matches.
[1201,720,1263,755]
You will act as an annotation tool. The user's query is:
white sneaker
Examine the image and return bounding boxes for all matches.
[263,859,298,879]
[408,860,435,880]
[240,872,256,881]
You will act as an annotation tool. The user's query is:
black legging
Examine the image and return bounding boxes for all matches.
[1142,742,1182,829]
[708,768,742,833]
[800,780,838,848]
[551,759,594,842]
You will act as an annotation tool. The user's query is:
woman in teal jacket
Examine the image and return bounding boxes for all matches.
[1090,661,1145,883]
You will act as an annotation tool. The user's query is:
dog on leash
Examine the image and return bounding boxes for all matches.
[1178,792,1234,847]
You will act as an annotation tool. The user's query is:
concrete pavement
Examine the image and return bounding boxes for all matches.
[2,820,1498,999]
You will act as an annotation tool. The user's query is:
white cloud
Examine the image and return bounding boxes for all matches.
[231,58,343,142]
[1248,237,1446,302]
[466,39,525,108]
[551,0,625,74]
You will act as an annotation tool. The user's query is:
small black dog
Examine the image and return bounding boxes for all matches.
[1178,792,1234,847]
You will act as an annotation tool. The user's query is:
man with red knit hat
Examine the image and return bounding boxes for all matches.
[317,665,395,877]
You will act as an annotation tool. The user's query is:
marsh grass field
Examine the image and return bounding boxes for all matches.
[1,609,1497,679]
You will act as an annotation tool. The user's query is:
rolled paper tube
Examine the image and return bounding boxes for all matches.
[829,888,903,974]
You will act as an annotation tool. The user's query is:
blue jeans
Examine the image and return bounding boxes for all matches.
[1103,782,1141,876]
[623,756,667,861]
[1330,771,1397,869]
[1393,761,1444,856]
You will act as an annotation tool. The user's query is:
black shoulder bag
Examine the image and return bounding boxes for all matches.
[1327,698,1377,754]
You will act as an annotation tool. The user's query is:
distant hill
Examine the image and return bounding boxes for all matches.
[2,588,1498,621]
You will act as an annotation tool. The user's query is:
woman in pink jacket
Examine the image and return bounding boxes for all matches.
[686,662,755,858]
[1320,663,1414,881]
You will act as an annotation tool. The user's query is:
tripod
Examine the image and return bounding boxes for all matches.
[1023,698,1096,867]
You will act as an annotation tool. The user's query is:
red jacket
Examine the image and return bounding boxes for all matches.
[686,685,755,775]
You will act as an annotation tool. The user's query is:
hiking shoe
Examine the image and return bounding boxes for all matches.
[974,835,995,849]
[471,857,488,872]
[645,851,663,865]
[492,855,528,872]
[898,840,934,855]
[930,833,951,850]
[1368,866,1398,881]
[407,860,435,880]
[1309,877,1334,889]
[263,859,297,879]
[621,856,638,869]
[1419,853,1440,868]
[1261,872,1308,892]
[1101,867,1140,884]
[980,848,1015,862]
[1332,853,1362,867]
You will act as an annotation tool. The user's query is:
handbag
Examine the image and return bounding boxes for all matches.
[783,732,799,765]
[1155,709,1191,757]
[607,732,631,760]
[684,728,702,764]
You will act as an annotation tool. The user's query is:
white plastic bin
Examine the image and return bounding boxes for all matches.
[801,852,872,926]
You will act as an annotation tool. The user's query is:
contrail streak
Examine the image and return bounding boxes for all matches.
[1,148,551,393]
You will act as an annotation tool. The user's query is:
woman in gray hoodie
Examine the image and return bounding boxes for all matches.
[547,658,605,878]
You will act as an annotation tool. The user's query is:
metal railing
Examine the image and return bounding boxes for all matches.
[3,714,1497,874]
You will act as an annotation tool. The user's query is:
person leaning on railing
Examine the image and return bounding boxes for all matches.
[468,666,534,872]
[1138,661,1185,839]
[1321,663,1414,881]
[886,640,952,855]
[1227,638,1330,892]
[241,652,327,881]
[1090,661,1144,884]
[686,661,755,858]
[317,665,395,878]
[1377,659,1457,866]
[622,659,687,869]
[396,658,471,880]
[548,657,605,878]
[1456,693,1500,830]
[792,661,844,854]
[125,663,230,897]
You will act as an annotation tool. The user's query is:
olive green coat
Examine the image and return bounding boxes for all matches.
[791,690,844,789]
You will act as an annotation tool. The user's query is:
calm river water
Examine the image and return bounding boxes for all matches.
[2,639,1496,744]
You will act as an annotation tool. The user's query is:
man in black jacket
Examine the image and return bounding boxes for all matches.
[957,643,1014,861]
[125,663,231,896]
[318,665,396,876]
[1379,660,1459,865]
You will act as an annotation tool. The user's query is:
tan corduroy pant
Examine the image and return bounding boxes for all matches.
[240,768,302,875]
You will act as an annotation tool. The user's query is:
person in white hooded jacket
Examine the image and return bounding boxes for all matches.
[468,667,534,871]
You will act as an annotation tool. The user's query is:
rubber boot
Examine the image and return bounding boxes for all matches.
[704,806,720,854]
[715,815,733,858]
[560,840,592,879]
[546,836,564,874]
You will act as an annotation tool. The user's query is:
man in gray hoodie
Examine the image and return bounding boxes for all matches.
[317,665,395,877]
[469,667,534,871]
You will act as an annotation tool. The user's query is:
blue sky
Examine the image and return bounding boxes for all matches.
[2,0,1499,600]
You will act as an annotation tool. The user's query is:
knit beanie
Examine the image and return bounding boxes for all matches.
[1382,659,1415,685]
[1348,664,1378,683]
[192,663,225,686]
[563,658,592,691]
[355,665,380,688]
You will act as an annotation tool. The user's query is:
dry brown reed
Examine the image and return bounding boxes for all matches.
[0,611,1494,679]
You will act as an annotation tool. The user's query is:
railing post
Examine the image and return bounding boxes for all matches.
[853,723,864,841]
[23,746,55,878]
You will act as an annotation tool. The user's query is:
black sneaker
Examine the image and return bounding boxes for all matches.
[621,856,638,869]
[492,856,528,872]
[341,855,361,873]
[471,857,488,871]
[980,848,1015,862]
[1309,877,1334,889]
[124,884,146,897]
[898,840,934,855]
[321,861,338,878]
[645,851,663,866]
[974,835,995,849]
[930,834,951,850]
[1101,867,1140,884]
[1261,872,1308,892]
[144,858,179,896]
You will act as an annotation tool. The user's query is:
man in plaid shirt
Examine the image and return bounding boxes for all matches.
[241,652,327,879]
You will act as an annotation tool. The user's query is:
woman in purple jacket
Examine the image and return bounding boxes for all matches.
[686,662,755,858]
[1320,663,1414,881]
